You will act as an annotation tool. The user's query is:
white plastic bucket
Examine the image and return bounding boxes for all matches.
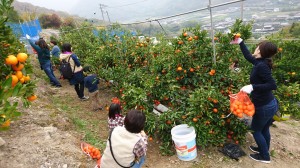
[171,124,197,161]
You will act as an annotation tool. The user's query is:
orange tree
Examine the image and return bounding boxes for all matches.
[60,20,258,154]
[0,0,37,130]
[271,40,300,119]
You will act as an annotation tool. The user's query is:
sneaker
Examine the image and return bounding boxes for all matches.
[51,85,62,89]
[249,146,259,153]
[80,96,89,101]
[249,154,270,164]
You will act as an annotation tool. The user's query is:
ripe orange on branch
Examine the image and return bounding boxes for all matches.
[175,49,181,54]
[209,69,216,76]
[177,66,183,71]
[15,71,23,79]
[16,53,28,63]
[6,75,19,87]
[24,75,30,82]
[213,108,218,113]
[12,63,24,71]
[5,55,18,65]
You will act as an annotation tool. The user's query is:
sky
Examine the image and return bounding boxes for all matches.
[16,0,165,21]
[15,0,245,22]
[16,0,151,21]
[17,0,80,13]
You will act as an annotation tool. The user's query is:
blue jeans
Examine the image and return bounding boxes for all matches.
[41,61,61,86]
[132,156,145,168]
[251,98,278,160]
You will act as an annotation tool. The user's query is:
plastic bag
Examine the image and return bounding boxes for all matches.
[219,143,246,161]
[230,91,255,118]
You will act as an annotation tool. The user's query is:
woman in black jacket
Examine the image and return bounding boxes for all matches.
[232,38,278,164]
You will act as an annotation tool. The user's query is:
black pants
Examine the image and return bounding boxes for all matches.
[75,81,84,98]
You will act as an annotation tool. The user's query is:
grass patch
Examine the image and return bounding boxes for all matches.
[71,117,87,130]
[50,95,106,150]
[83,131,106,150]
[270,150,276,157]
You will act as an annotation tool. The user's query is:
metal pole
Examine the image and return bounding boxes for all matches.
[19,20,25,37]
[148,21,152,36]
[99,4,105,21]
[209,0,216,64]
[156,20,167,36]
[106,11,111,23]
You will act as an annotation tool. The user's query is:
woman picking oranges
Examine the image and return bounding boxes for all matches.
[231,37,279,164]
[26,34,62,88]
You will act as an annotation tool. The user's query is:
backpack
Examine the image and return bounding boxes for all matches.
[59,55,75,79]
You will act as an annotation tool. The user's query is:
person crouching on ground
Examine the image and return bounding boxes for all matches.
[60,43,89,100]
[108,103,125,131]
[101,110,148,168]
[83,66,103,111]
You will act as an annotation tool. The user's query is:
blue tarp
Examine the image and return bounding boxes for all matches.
[7,19,42,38]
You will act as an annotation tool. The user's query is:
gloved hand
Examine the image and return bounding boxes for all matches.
[230,38,243,44]
[240,84,253,94]
[25,34,31,39]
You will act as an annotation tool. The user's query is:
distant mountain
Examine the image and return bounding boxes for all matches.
[12,0,101,23]
[13,1,72,18]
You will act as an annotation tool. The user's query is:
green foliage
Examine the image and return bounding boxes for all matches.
[269,39,300,119]
[289,22,300,37]
[275,83,300,119]
[0,0,37,129]
[230,19,253,40]
[60,19,299,154]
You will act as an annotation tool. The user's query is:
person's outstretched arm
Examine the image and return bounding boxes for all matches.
[28,39,41,52]
[239,41,256,65]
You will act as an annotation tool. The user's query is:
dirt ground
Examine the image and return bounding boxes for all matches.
[0,57,299,168]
